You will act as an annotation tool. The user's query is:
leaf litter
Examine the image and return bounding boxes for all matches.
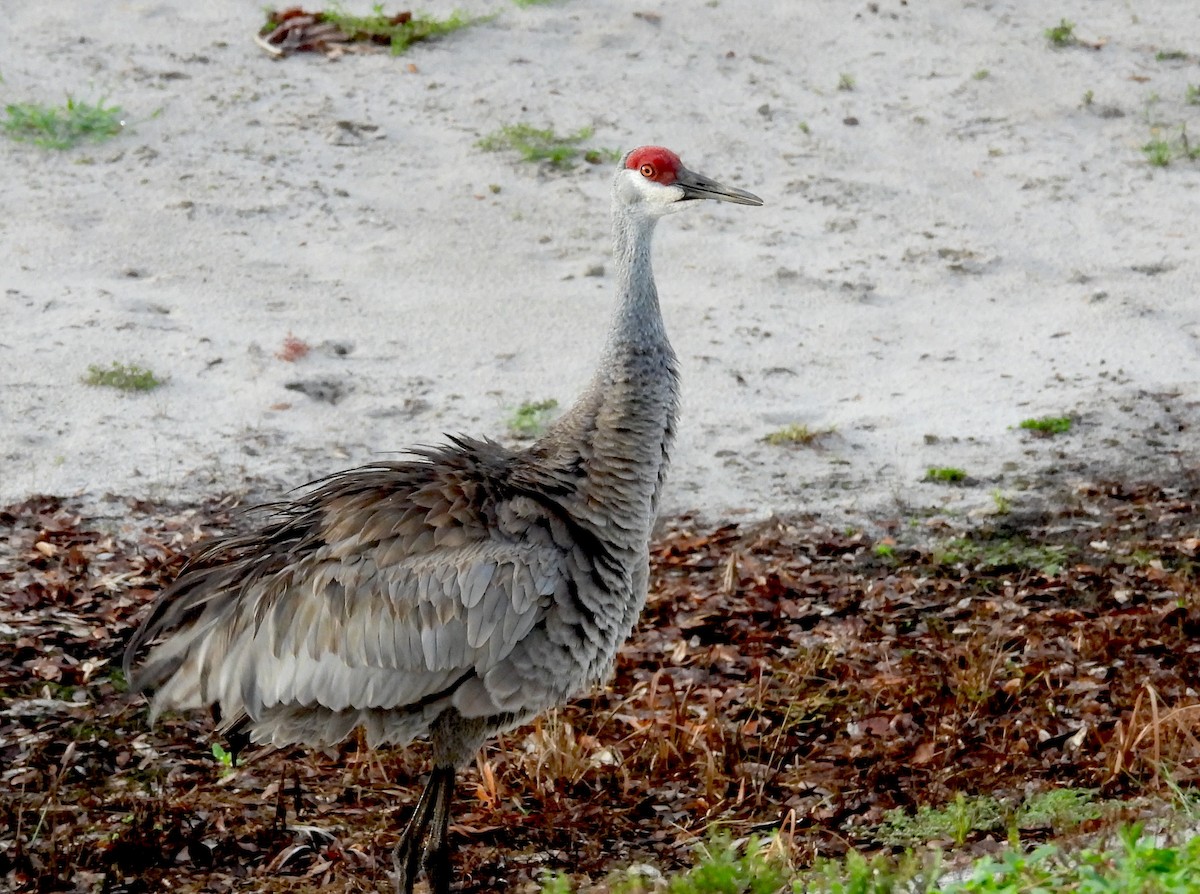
[1,478,1199,891]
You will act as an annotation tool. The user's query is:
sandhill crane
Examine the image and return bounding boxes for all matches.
[124,146,762,893]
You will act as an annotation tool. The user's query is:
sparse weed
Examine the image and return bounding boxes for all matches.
[667,835,787,894]
[990,489,1011,515]
[878,794,1003,847]
[508,398,559,438]
[1143,125,1200,166]
[1044,19,1076,47]
[1145,138,1174,166]
[210,742,237,777]
[809,827,1200,893]
[1016,788,1102,832]
[875,789,1101,850]
[837,73,856,91]
[925,466,967,484]
[1019,415,1072,436]
[803,849,941,894]
[303,4,475,54]
[936,536,1068,575]
[958,826,1200,894]
[211,742,234,768]
[3,96,124,149]
[764,423,836,447]
[537,871,573,894]
[1187,84,1200,106]
[1082,89,1095,106]
[972,69,990,80]
[1156,50,1190,62]
[82,362,165,392]
[478,124,618,168]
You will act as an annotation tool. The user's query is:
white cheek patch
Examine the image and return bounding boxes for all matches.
[648,185,685,206]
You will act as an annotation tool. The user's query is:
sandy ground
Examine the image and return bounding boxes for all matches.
[2,0,1198,526]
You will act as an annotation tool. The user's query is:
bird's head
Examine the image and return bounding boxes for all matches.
[613,146,763,219]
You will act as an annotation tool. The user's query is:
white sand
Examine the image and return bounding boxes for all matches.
[2,0,1198,524]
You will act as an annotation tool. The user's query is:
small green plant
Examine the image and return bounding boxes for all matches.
[1082,89,1095,106]
[1144,137,1174,166]
[837,73,856,91]
[798,121,811,135]
[878,794,1004,847]
[1187,84,1200,106]
[2,96,124,149]
[477,124,618,168]
[925,466,966,484]
[972,69,990,80]
[873,542,896,558]
[1044,18,1076,47]
[1156,49,1190,61]
[1143,125,1200,166]
[1015,788,1102,832]
[294,4,474,54]
[82,362,165,391]
[508,399,559,438]
[1018,415,1072,436]
[666,835,786,894]
[210,742,236,775]
[803,848,940,894]
[936,537,1068,575]
[537,872,572,894]
[990,489,1011,515]
[958,826,1200,894]
[763,423,835,447]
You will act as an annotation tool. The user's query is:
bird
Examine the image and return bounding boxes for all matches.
[123,145,762,894]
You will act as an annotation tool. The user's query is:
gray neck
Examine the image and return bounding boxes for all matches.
[535,204,681,541]
[604,210,668,354]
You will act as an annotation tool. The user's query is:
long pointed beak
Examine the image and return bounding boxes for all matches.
[676,167,763,206]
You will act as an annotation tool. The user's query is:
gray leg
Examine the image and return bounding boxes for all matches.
[392,766,456,894]
[392,772,440,894]
[421,767,456,894]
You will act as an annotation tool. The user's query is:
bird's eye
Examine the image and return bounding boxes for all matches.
[639,163,655,178]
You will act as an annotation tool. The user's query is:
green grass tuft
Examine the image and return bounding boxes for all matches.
[1187,84,1200,106]
[329,4,474,54]
[1015,788,1102,832]
[666,835,786,894]
[802,848,939,894]
[936,536,1069,575]
[1044,18,1076,47]
[1019,415,1072,436]
[925,466,967,484]
[878,794,1004,848]
[837,73,856,91]
[477,124,618,168]
[3,96,124,149]
[1144,138,1174,166]
[274,3,478,54]
[82,362,165,392]
[764,423,835,447]
[508,399,559,438]
[1143,125,1200,166]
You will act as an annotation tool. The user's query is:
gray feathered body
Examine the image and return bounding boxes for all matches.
[125,198,679,769]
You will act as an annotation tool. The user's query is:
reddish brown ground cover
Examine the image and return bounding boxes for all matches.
[2,478,1199,892]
